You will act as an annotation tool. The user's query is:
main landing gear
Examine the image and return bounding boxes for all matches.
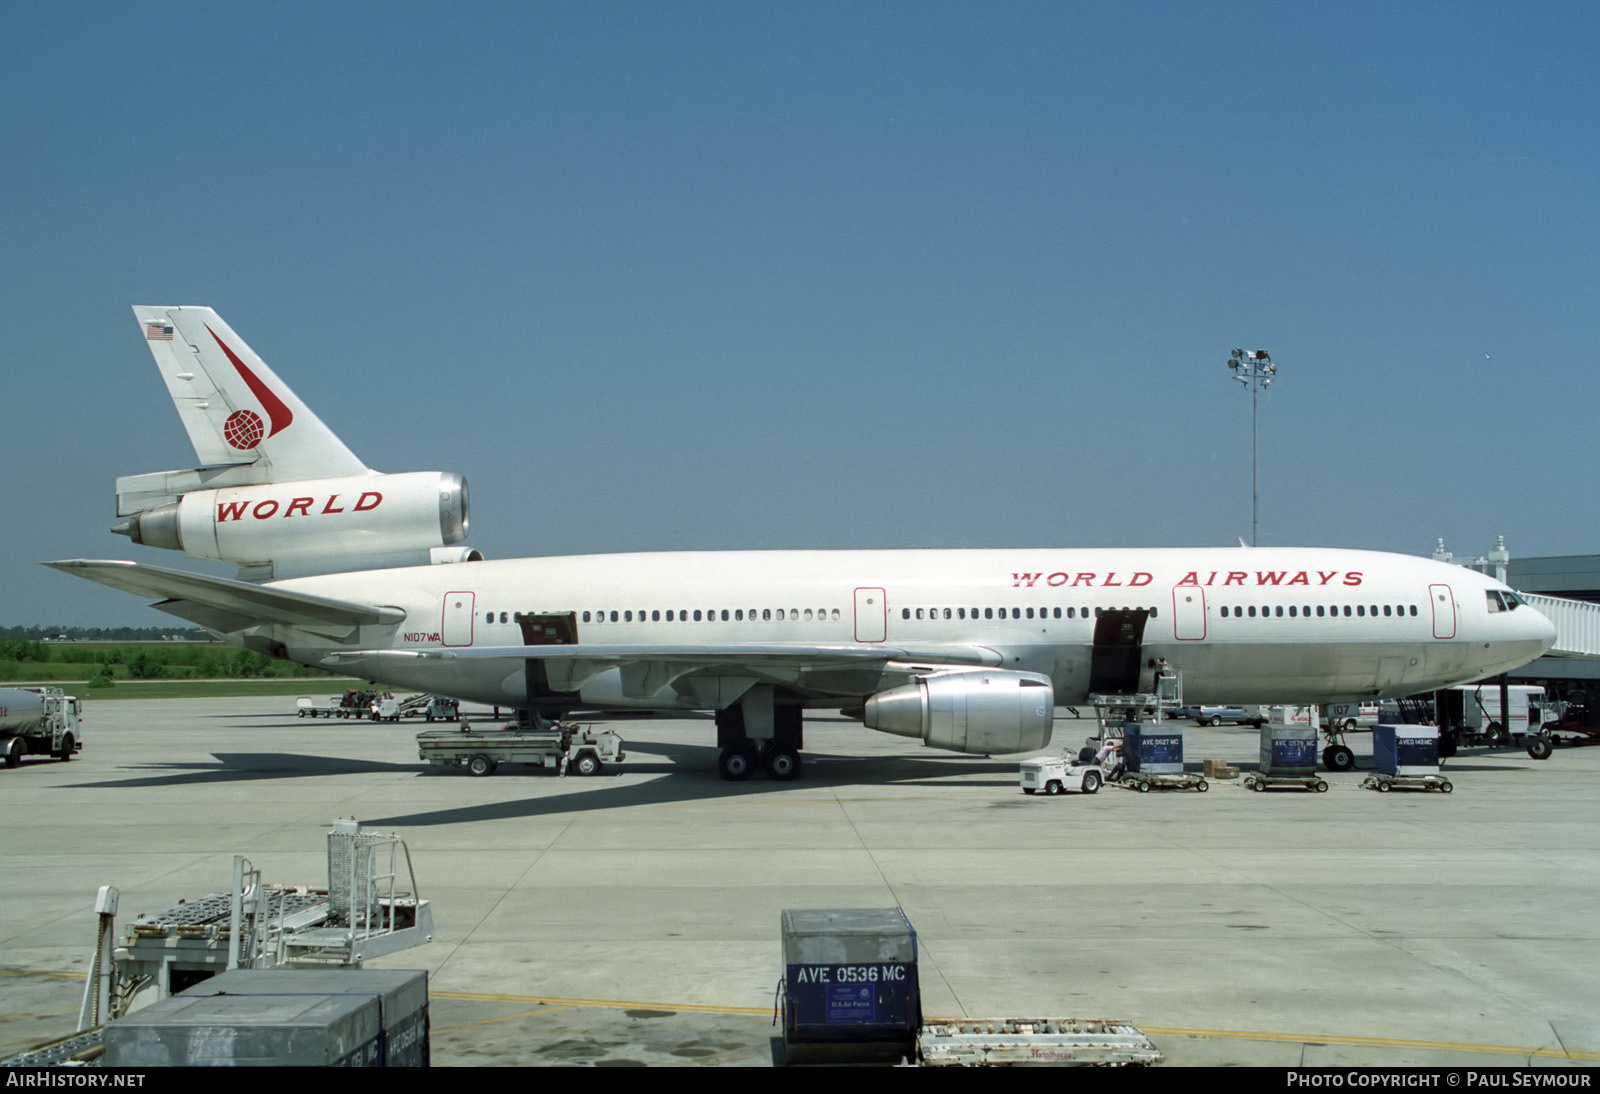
[716,688,805,781]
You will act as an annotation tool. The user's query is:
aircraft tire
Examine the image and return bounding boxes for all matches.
[1324,745,1355,772]
[765,748,801,781]
[719,747,754,781]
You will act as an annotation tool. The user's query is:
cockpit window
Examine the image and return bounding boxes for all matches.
[1486,590,1524,613]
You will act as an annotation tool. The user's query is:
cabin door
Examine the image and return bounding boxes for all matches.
[854,587,887,643]
[1171,586,1207,641]
[442,591,475,647]
[1429,584,1456,639]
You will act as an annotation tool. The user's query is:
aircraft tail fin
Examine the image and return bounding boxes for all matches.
[133,306,367,482]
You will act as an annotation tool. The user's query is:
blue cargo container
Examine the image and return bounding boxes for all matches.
[1260,724,1319,776]
[781,908,920,1063]
[1123,723,1184,775]
[103,968,429,1067]
[1373,724,1440,776]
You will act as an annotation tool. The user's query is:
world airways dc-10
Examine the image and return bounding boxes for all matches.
[48,306,1557,780]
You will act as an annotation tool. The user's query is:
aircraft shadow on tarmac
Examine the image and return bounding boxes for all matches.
[363,747,1033,828]
[63,739,1033,828]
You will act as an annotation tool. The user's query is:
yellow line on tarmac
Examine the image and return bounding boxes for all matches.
[434,1004,576,1032]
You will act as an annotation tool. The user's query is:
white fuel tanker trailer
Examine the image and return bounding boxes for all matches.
[0,687,83,767]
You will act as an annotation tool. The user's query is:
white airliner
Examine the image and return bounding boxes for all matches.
[48,307,1558,780]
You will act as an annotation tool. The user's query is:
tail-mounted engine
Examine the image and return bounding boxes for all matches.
[861,669,1055,754]
[112,469,473,580]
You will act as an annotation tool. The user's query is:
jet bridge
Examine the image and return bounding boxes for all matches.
[1519,593,1600,659]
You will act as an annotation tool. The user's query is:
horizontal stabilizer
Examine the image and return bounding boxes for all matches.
[44,560,404,635]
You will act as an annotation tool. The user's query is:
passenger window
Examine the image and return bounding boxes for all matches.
[903,608,911,620]
[984,608,993,619]
[763,609,771,621]
[735,610,743,621]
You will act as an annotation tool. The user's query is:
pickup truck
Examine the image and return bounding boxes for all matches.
[1177,705,1263,727]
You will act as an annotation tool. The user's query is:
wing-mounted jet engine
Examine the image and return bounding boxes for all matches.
[859,669,1056,754]
[114,306,479,580]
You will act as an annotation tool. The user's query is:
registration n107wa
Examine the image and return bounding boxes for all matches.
[49,307,1556,781]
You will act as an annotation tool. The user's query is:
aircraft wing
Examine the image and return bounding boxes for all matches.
[322,642,1003,699]
[323,643,1000,668]
[44,560,403,639]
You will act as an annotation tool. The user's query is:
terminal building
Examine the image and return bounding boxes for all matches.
[1436,539,1600,723]
[1509,553,1600,717]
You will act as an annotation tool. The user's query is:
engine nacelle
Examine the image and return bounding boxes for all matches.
[114,471,470,579]
[861,669,1055,754]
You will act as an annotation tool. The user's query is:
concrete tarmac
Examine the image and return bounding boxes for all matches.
[2,695,1598,1067]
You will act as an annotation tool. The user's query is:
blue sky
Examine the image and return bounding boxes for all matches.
[4,1,1598,626]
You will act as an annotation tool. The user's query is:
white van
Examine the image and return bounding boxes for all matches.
[1326,702,1379,731]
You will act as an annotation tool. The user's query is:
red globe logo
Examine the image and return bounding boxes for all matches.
[223,409,266,450]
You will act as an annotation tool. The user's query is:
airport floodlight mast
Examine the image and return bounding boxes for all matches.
[1227,347,1276,547]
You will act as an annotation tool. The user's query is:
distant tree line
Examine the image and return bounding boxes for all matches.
[0,630,334,685]
[0,625,212,642]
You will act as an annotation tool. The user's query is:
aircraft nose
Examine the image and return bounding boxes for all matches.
[1529,604,1559,654]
